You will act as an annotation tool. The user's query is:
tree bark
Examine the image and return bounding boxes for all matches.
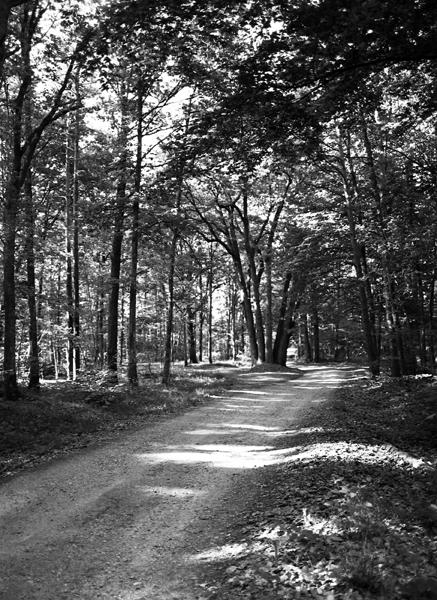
[312,305,320,362]
[65,116,74,379]
[208,246,214,364]
[107,81,129,382]
[162,229,179,384]
[127,79,143,387]
[24,163,39,389]
[302,313,313,362]
[73,74,81,373]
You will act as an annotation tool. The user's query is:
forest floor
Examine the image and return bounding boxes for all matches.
[0,363,436,600]
[0,364,237,479]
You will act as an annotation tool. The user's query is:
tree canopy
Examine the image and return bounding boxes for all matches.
[0,0,436,396]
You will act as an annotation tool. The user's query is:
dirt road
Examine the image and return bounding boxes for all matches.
[0,365,365,600]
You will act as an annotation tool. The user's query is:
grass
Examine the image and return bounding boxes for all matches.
[0,364,233,478]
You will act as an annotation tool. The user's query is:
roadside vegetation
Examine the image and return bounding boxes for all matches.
[0,364,237,479]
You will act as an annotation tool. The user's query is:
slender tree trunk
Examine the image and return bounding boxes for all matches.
[127,80,143,387]
[208,248,214,364]
[265,253,273,363]
[24,168,39,389]
[107,81,129,383]
[65,117,74,380]
[23,50,39,389]
[187,306,198,363]
[95,267,105,367]
[162,230,179,384]
[312,305,320,362]
[73,74,81,373]
[3,174,20,398]
[183,319,188,367]
[198,273,204,362]
[302,313,313,362]
[119,286,125,365]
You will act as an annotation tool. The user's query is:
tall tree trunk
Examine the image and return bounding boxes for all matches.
[73,74,81,373]
[208,246,214,364]
[198,273,204,362]
[107,81,129,383]
[3,4,32,399]
[3,173,20,398]
[65,116,74,380]
[24,165,39,389]
[242,184,265,362]
[265,253,273,363]
[23,46,39,390]
[127,79,143,387]
[265,192,286,363]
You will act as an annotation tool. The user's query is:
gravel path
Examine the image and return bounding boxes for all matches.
[0,365,364,600]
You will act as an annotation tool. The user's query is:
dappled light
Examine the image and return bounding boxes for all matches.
[139,486,205,498]
[136,439,427,471]
[189,542,253,563]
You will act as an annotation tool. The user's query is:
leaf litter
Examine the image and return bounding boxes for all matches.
[203,375,437,600]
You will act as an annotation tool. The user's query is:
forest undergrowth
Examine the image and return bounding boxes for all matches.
[0,364,235,479]
[205,374,437,600]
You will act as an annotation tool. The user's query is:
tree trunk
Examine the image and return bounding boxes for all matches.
[242,184,265,361]
[162,230,179,384]
[3,175,20,399]
[73,75,81,373]
[127,79,143,387]
[302,313,313,362]
[65,117,74,380]
[187,306,198,363]
[198,273,204,362]
[208,249,214,364]
[107,81,129,383]
[24,167,39,389]
[23,48,39,390]
[312,305,320,362]
[265,253,273,363]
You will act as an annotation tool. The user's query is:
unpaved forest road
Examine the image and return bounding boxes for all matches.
[0,365,365,600]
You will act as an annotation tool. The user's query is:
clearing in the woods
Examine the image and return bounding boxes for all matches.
[0,365,436,600]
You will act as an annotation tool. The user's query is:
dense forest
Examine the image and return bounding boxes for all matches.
[1,0,437,398]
